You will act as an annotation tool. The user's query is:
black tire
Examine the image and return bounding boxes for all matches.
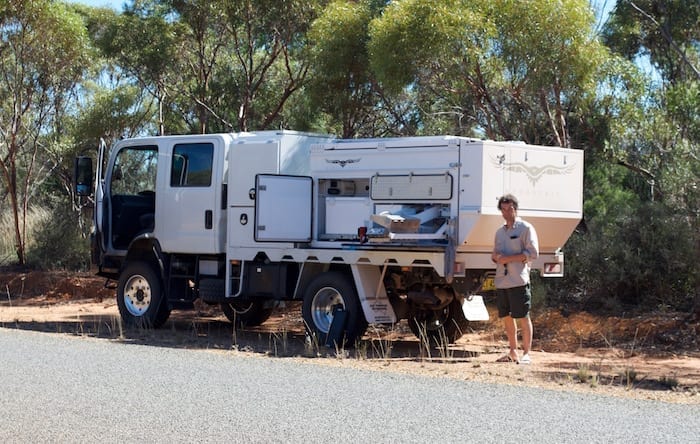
[302,271,367,347]
[117,261,171,328]
[221,300,273,327]
[409,295,469,345]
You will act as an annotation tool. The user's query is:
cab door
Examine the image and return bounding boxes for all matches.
[155,136,226,254]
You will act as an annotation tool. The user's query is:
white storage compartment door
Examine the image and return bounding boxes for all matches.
[255,174,312,242]
[371,174,453,200]
[229,142,279,206]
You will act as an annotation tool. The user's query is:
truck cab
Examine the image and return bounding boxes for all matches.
[90,134,229,276]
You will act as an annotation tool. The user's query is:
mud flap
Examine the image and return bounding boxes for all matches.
[462,295,489,321]
[351,264,397,324]
[325,307,348,348]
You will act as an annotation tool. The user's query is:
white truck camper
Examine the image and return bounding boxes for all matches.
[75,130,583,346]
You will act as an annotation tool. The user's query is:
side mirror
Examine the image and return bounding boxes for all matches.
[74,156,93,196]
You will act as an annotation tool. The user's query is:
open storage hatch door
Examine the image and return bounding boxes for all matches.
[254,174,313,242]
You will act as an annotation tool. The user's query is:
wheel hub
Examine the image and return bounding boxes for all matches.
[311,287,344,334]
[124,275,151,316]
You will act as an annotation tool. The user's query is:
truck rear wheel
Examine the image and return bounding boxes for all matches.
[302,271,367,347]
[117,261,171,328]
[221,300,273,327]
[409,296,468,345]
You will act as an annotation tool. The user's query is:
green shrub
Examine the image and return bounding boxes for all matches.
[27,205,90,271]
[547,200,698,313]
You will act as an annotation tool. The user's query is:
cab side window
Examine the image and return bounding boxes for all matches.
[111,146,158,195]
[171,143,214,187]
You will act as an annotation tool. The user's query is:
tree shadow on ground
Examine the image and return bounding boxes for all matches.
[0,309,482,364]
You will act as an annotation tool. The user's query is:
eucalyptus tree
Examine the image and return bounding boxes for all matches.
[161,0,230,133]
[601,0,699,311]
[367,0,608,146]
[93,0,183,136]
[307,0,416,138]
[122,0,322,134]
[546,0,699,313]
[64,2,163,209]
[603,0,699,84]
[214,0,324,132]
[602,0,699,207]
[367,0,488,137]
[0,0,91,264]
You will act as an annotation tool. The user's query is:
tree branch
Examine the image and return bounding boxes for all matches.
[630,1,700,81]
[616,157,655,181]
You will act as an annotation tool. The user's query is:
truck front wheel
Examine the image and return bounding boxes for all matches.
[302,272,367,347]
[221,300,273,327]
[117,261,171,328]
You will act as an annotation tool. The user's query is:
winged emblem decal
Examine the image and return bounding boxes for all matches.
[326,158,361,168]
[491,155,577,185]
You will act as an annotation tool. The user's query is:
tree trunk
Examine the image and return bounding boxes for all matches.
[694,237,700,319]
[4,159,26,265]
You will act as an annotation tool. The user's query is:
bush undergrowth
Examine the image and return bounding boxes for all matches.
[0,203,90,271]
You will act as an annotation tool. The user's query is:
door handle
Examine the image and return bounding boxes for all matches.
[205,210,212,229]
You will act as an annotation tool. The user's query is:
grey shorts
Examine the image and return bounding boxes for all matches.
[496,284,531,319]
